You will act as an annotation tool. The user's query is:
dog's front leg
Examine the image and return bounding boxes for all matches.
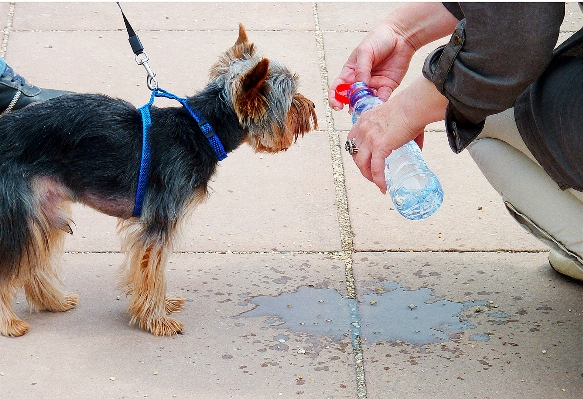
[119,224,185,336]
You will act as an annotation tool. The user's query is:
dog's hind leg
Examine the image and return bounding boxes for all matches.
[0,175,36,336]
[119,222,185,336]
[23,178,78,314]
[22,222,79,314]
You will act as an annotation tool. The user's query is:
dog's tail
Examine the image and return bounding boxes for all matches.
[0,173,42,282]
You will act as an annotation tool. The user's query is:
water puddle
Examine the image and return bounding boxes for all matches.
[239,285,353,339]
[359,282,485,343]
[468,333,491,342]
[238,282,486,345]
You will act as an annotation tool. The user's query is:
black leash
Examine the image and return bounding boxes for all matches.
[116,2,158,90]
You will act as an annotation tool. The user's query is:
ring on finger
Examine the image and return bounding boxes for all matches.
[345,138,358,155]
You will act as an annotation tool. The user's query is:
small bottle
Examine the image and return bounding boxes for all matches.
[335,82,444,220]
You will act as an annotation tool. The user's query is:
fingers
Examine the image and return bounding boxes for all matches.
[351,142,373,183]
[376,86,393,102]
[354,63,372,87]
[370,154,388,194]
[413,132,424,150]
[328,89,344,111]
[328,74,353,110]
[349,135,388,194]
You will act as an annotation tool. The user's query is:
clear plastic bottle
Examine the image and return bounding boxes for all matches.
[336,82,444,220]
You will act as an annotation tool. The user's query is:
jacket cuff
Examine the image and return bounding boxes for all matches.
[422,20,465,96]
[422,19,484,153]
[445,105,484,154]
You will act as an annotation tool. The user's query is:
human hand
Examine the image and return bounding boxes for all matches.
[328,22,416,111]
[346,76,449,193]
[328,2,459,111]
[347,100,424,193]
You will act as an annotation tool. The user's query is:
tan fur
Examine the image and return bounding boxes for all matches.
[0,177,77,337]
[115,186,206,336]
[289,93,319,139]
[209,24,256,79]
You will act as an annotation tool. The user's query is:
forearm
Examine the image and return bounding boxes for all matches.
[383,2,459,51]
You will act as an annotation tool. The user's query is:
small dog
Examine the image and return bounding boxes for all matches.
[0,24,317,337]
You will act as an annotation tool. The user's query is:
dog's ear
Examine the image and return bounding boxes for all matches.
[209,23,256,78]
[234,23,249,46]
[230,23,255,58]
[233,58,270,125]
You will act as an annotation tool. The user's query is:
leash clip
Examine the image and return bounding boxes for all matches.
[135,52,158,91]
[118,2,158,91]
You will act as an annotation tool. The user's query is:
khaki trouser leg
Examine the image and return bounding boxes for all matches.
[466,108,583,265]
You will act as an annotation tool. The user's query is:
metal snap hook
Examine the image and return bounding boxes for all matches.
[134,52,158,91]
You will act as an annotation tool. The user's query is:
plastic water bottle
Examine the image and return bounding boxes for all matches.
[335,82,444,220]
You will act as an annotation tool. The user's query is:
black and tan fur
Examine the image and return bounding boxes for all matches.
[0,24,317,337]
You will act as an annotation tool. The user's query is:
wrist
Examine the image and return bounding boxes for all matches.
[393,76,448,134]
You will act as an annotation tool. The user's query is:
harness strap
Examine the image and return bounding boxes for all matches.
[132,88,227,217]
[132,95,155,217]
[153,88,227,161]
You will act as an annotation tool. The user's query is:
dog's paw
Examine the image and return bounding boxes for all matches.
[0,318,30,337]
[60,293,79,311]
[45,293,79,312]
[148,317,184,336]
[165,295,186,314]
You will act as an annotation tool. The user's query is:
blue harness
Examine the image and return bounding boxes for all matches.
[132,88,228,217]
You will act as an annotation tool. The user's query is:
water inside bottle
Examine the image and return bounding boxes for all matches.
[389,172,444,220]
[385,150,444,220]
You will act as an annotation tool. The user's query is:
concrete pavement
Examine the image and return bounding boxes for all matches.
[0,3,581,398]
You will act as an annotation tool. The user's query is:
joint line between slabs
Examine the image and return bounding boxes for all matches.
[313,3,367,399]
[1,2,14,58]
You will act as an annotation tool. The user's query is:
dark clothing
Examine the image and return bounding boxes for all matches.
[422,3,583,191]
[515,27,583,191]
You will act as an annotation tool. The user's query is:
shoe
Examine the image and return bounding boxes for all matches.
[0,58,72,116]
[548,250,583,281]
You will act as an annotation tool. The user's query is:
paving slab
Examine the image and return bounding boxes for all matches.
[64,130,340,254]
[7,29,326,117]
[338,129,546,252]
[12,2,317,31]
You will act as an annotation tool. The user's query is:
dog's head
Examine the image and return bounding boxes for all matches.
[210,24,317,153]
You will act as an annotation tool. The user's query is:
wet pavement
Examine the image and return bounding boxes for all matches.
[0,3,582,399]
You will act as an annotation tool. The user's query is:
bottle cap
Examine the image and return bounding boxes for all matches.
[334,83,351,104]
[335,82,374,107]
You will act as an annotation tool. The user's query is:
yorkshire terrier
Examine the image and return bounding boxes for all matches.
[0,24,317,337]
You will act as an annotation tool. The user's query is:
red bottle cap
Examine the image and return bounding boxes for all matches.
[334,83,352,104]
